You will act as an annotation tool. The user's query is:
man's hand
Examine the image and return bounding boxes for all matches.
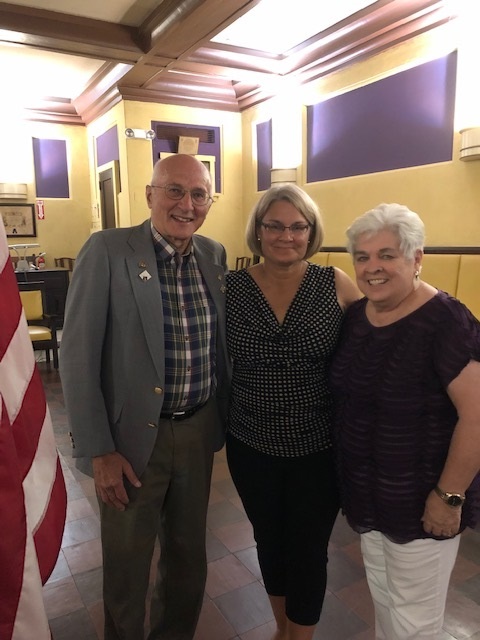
[421,490,461,538]
[93,452,141,511]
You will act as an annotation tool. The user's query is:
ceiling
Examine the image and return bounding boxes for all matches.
[0,0,456,125]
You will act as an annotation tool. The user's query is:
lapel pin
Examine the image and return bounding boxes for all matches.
[138,261,147,268]
[139,270,151,281]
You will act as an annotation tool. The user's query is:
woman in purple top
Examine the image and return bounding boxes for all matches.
[330,203,480,640]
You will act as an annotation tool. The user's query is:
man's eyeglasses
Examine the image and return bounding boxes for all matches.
[150,184,213,206]
[260,222,311,237]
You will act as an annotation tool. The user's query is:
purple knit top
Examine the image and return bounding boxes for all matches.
[330,291,480,543]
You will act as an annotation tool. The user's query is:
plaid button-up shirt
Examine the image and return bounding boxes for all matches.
[152,228,217,411]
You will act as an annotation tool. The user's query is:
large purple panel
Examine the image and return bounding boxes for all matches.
[151,122,222,193]
[256,120,272,191]
[96,125,119,167]
[32,138,69,198]
[307,52,457,183]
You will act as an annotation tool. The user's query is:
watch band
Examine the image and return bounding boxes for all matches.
[434,485,466,507]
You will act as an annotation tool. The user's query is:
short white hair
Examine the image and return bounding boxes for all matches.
[346,203,425,260]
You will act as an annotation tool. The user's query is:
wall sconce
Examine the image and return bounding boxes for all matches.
[0,182,27,199]
[270,168,297,185]
[459,128,480,161]
[125,128,156,140]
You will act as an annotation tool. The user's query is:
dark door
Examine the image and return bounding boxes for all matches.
[99,168,116,229]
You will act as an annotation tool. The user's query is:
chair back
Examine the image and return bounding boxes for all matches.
[18,281,48,321]
[20,290,44,321]
[17,281,59,369]
[54,257,75,271]
[235,256,252,270]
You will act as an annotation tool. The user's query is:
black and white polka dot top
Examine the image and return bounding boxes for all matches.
[226,264,344,457]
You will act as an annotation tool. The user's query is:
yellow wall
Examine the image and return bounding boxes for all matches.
[86,100,245,269]
[3,20,479,273]
[241,23,480,250]
[1,121,92,269]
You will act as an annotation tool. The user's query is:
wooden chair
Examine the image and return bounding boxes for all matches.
[54,257,75,271]
[235,256,252,270]
[18,282,59,369]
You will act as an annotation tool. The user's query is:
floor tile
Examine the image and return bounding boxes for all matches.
[66,497,96,522]
[206,554,257,598]
[327,548,367,592]
[234,547,262,581]
[38,363,480,640]
[214,582,273,634]
[314,592,369,639]
[61,515,101,548]
[74,567,103,607]
[43,576,84,620]
[207,499,246,530]
[206,529,231,563]
[49,607,99,640]
[193,598,236,640]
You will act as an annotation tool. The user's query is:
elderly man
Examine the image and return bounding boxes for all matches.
[60,154,230,640]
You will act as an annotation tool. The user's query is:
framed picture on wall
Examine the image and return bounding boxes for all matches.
[0,203,36,237]
[159,152,217,195]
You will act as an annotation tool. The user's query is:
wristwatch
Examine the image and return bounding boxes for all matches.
[434,485,466,507]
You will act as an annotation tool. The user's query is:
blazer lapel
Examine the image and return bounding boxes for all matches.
[194,239,227,314]
[126,221,165,381]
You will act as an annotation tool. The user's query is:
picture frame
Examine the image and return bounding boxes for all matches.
[159,152,218,195]
[0,203,36,237]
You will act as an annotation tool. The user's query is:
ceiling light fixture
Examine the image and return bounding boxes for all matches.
[125,128,156,140]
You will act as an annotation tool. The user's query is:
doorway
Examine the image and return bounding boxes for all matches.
[99,165,118,229]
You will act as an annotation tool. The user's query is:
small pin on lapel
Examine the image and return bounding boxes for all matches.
[139,270,151,281]
[138,261,147,268]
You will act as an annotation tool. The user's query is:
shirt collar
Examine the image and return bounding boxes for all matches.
[151,222,194,262]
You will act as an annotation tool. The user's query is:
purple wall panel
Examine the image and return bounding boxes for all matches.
[256,120,272,191]
[32,138,69,198]
[96,125,119,167]
[151,122,222,193]
[306,52,457,182]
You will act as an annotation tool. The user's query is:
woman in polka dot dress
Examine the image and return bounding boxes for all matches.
[226,184,359,640]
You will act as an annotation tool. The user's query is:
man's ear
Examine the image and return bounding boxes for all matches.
[145,186,153,208]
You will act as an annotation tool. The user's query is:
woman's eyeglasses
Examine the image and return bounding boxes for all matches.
[260,222,311,237]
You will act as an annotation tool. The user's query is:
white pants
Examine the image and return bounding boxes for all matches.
[361,531,460,640]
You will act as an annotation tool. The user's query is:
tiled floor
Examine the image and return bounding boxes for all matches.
[39,362,480,640]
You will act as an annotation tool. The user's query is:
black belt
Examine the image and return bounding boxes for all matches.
[160,402,206,421]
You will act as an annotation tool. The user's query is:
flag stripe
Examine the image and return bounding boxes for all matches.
[13,369,48,480]
[0,400,27,640]
[35,458,67,583]
[0,245,23,356]
[0,219,66,640]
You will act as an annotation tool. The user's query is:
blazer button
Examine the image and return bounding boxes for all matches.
[147,422,157,429]
[154,387,163,395]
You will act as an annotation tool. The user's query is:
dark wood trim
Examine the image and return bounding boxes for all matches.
[0,0,456,123]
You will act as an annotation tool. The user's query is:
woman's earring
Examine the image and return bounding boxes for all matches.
[414,270,420,279]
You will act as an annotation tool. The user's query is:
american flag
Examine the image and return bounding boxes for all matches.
[0,219,66,639]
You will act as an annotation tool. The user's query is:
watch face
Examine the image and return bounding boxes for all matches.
[447,494,464,507]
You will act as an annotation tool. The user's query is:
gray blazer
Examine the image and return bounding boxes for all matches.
[59,220,231,477]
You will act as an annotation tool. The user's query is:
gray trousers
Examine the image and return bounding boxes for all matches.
[100,399,216,640]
